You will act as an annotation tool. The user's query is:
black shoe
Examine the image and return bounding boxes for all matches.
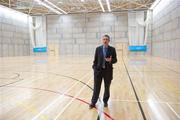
[104,103,108,107]
[89,103,95,109]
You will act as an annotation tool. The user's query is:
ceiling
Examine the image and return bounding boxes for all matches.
[0,0,155,15]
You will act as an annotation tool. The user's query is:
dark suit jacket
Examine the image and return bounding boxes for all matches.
[92,45,117,80]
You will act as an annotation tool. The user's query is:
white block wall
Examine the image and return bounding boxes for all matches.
[152,0,180,60]
[128,11,145,46]
[0,6,30,57]
[47,13,128,55]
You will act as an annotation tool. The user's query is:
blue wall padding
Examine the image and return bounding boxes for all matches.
[128,45,147,52]
[33,47,47,52]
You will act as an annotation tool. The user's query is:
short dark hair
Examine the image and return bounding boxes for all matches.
[103,34,110,40]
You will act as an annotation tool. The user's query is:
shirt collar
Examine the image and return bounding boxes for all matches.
[103,45,109,49]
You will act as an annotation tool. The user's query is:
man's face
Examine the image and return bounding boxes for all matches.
[102,36,110,46]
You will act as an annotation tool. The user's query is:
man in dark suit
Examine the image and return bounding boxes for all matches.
[89,34,117,109]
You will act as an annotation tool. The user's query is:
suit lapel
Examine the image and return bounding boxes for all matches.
[100,45,111,58]
[106,46,111,57]
[100,45,103,57]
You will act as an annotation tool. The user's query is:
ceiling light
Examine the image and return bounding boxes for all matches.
[106,0,111,12]
[34,0,62,14]
[98,0,105,12]
[44,0,67,14]
[150,0,161,9]
[58,1,63,4]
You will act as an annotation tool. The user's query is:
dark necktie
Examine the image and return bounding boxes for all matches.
[102,47,108,68]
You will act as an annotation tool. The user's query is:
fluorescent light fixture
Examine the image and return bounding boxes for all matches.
[98,0,105,12]
[150,0,161,9]
[150,0,171,16]
[44,0,67,14]
[34,0,62,14]
[58,1,63,4]
[106,0,111,12]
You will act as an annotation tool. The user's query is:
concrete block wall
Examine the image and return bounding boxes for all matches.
[145,10,153,55]
[47,12,128,55]
[152,0,180,60]
[0,8,30,57]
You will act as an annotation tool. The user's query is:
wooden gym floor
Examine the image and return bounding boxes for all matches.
[0,54,179,120]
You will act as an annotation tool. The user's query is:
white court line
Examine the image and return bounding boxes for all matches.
[96,98,104,120]
[166,103,180,119]
[53,76,93,120]
[134,66,180,119]
[110,99,180,104]
[134,62,169,120]
[96,63,122,120]
[31,71,91,120]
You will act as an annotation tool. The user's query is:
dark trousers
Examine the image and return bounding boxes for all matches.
[91,68,112,104]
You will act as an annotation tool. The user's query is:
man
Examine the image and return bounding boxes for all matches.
[89,34,117,109]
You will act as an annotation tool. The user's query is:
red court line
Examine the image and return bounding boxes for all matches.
[3,86,115,120]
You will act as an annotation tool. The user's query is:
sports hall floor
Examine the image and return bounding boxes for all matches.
[0,54,179,120]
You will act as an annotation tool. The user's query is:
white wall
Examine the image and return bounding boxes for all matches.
[46,13,128,55]
[0,5,30,57]
[128,11,145,46]
[152,0,180,60]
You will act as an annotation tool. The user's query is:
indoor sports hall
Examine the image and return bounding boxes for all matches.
[0,0,179,120]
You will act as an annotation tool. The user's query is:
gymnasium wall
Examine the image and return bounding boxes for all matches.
[152,0,180,60]
[46,13,128,55]
[0,5,30,57]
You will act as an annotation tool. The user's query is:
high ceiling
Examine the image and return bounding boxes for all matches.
[0,0,155,15]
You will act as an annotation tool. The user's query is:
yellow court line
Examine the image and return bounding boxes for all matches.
[164,80,180,94]
[31,70,91,120]
[176,105,180,109]
[3,96,48,120]
[16,101,48,120]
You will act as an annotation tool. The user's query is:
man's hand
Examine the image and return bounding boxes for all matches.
[105,56,112,62]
